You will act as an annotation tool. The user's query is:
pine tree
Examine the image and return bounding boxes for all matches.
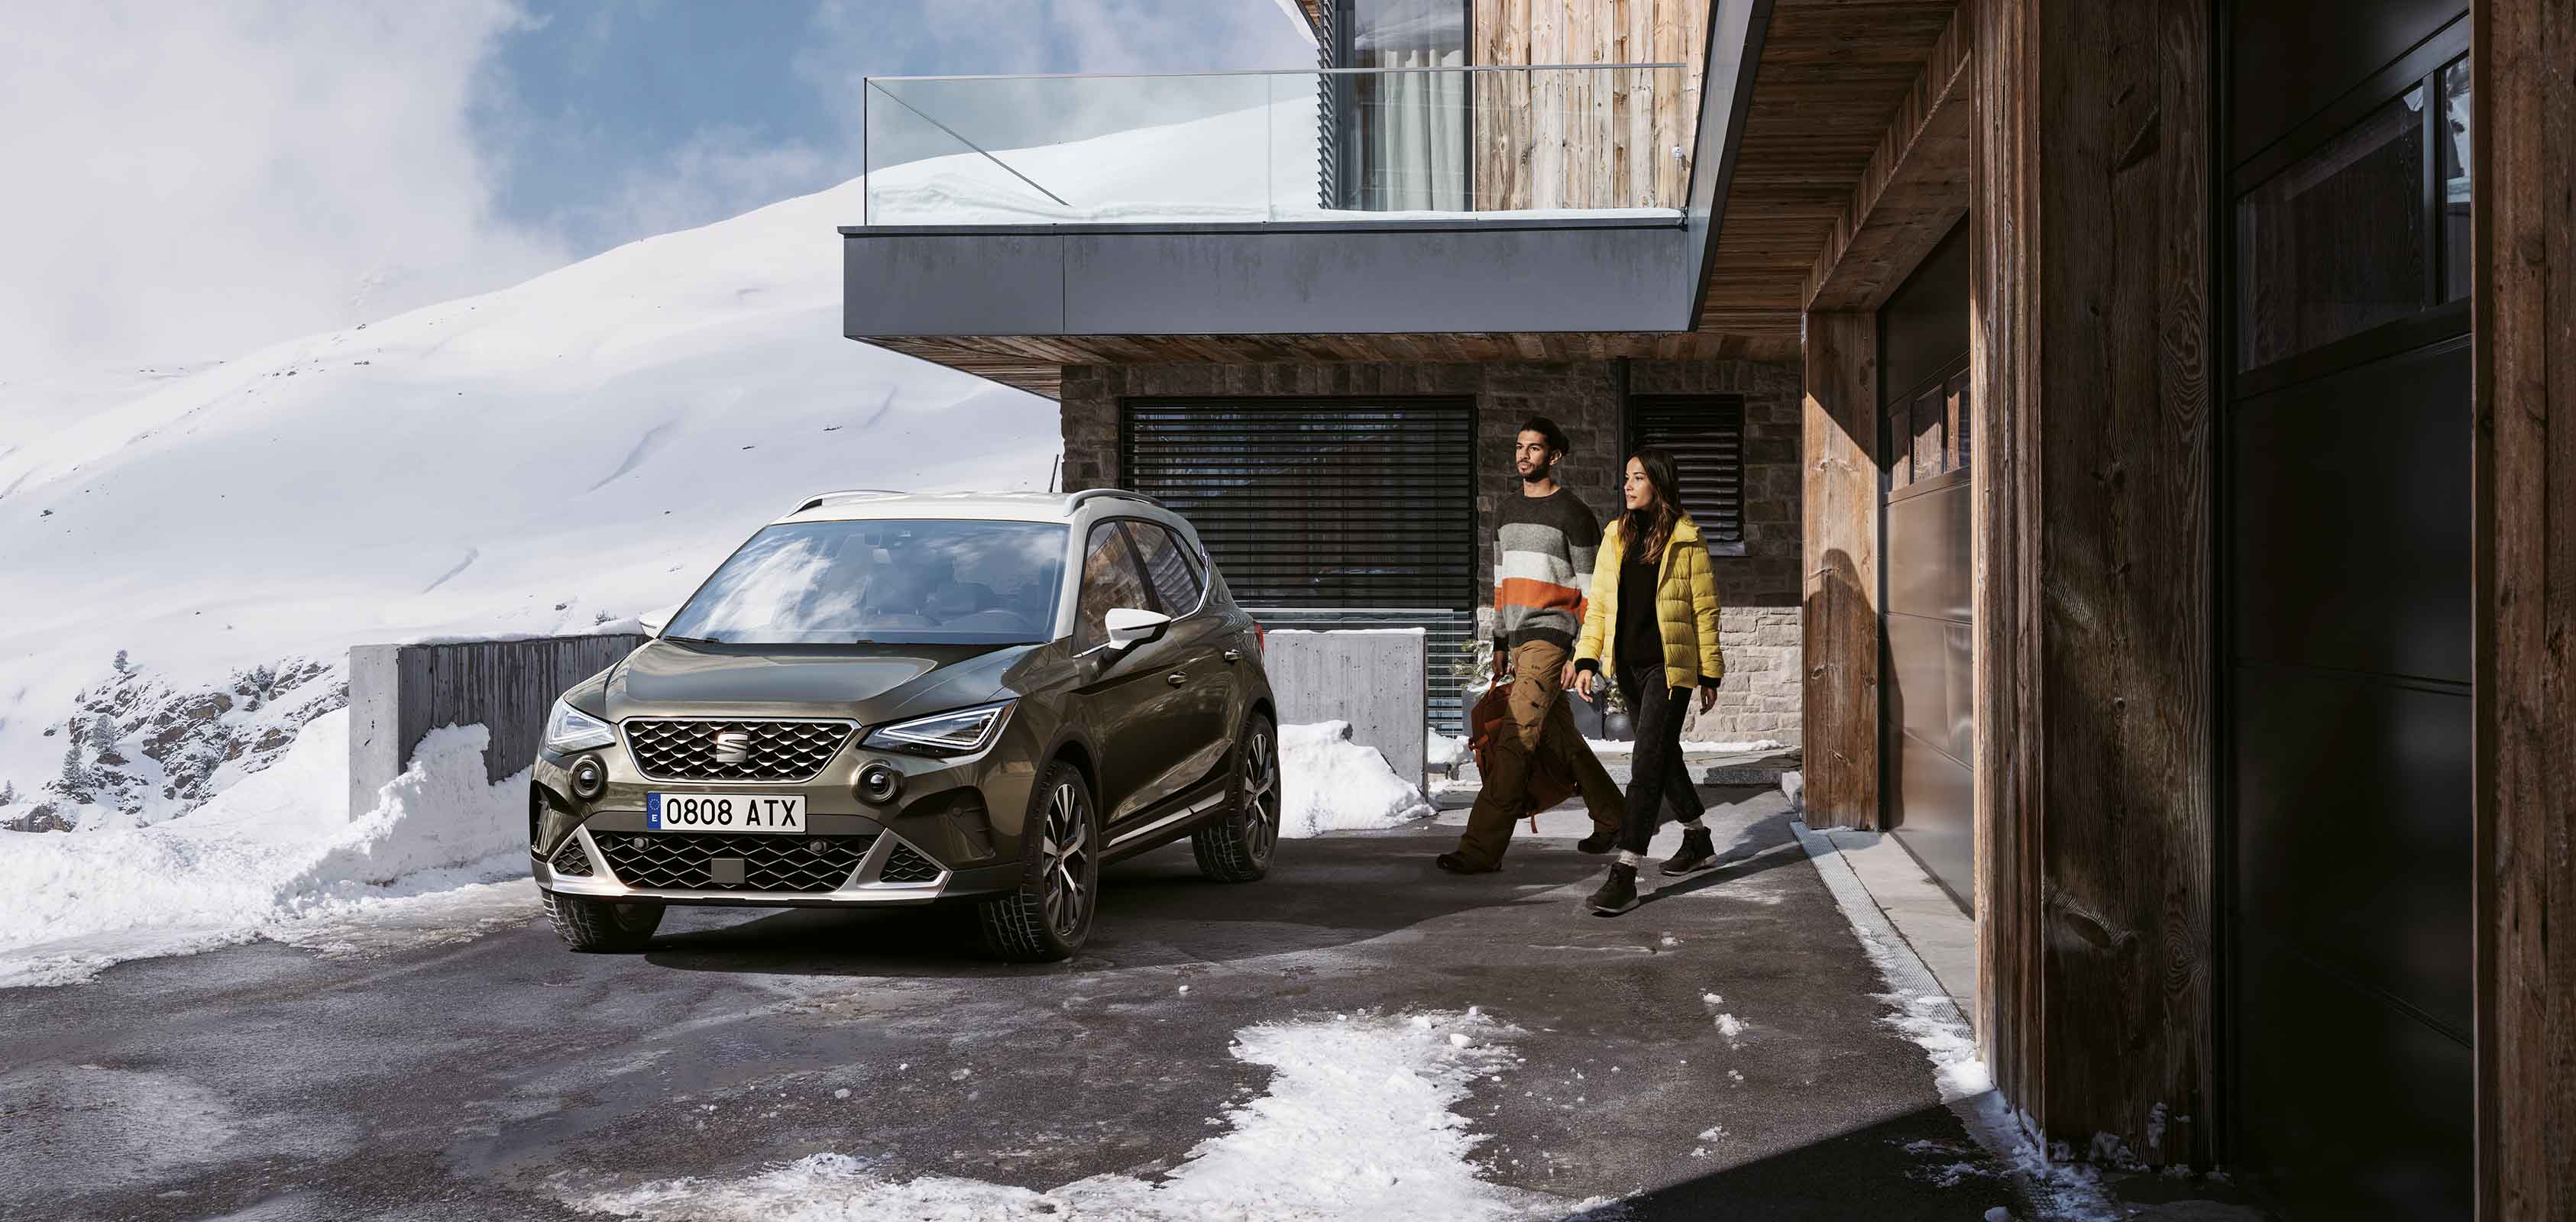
[0,781,19,806]
[112,648,130,674]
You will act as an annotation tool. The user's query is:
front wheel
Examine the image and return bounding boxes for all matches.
[542,891,664,952]
[977,760,1099,962]
[1191,713,1280,883]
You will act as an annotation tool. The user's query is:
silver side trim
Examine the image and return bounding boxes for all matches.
[1109,790,1228,849]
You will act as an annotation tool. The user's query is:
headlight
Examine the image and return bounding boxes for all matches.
[865,700,1015,757]
[543,700,615,753]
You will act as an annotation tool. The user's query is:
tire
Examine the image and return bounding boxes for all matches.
[1191,712,1280,883]
[542,890,664,952]
[977,760,1100,962]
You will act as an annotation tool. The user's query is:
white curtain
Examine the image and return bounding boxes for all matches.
[1355,2,1468,211]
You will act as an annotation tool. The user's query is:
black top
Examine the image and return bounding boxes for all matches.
[1616,551,1662,676]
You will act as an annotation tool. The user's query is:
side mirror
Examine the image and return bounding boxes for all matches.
[639,604,678,637]
[1104,606,1172,651]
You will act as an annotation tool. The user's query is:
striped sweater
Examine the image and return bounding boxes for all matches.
[1493,487,1602,653]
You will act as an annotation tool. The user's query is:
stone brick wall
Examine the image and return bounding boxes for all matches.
[1058,357,1804,745]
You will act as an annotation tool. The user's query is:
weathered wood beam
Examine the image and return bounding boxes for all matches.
[1800,311,1880,829]
[1805,4,1972,312]
[2474,0,2576,1216]
[1970,0,2215,1168]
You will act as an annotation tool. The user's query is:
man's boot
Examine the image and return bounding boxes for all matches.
[1575,827,1616,855]
[1587,862,1639,914]
[1661,826,1717,875]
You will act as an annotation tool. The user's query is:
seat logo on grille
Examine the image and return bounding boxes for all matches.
[711,729,752,765]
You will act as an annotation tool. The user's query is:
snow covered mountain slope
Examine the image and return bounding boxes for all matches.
[0,173,1058,817]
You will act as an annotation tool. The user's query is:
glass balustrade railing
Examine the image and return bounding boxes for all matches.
[861,64,1691,226]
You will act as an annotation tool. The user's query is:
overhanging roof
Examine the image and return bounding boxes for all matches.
[840,0,1921,399]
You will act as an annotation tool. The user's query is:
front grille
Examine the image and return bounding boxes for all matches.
[879,842,943,884]
[622,719,854,782]
[593,832,876,893]
[549,838,593,876]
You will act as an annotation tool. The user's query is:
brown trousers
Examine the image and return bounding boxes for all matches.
[1454,639,1626,867]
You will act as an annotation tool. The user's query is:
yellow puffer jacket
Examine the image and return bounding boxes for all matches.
[1574,512,1724,690]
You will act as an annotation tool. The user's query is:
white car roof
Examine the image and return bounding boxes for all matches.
[774,489,1165,526]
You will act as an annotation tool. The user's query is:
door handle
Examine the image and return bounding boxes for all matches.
[1222,648,1241,663]
[1167,671,1189,687]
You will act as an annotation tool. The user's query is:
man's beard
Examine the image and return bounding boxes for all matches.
[1519,461,1554,485]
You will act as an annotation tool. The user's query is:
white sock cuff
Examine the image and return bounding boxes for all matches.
[1680,818,1707,830]
[1616,850,1644,868]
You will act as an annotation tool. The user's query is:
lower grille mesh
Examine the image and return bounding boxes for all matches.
[594,832,875,893]
[549,838,594,876]
[879,842,943,884]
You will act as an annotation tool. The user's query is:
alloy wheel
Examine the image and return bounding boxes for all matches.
[1241,728,1280,863]
[1037,781,1092,938]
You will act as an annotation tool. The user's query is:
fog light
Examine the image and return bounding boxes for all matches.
[570,756,607,800]
[856,763,901,806]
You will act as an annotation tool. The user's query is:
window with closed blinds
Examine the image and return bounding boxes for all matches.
[1121,399,1477,607]
[1121,399,1479,732]
[1626,396,1747,555]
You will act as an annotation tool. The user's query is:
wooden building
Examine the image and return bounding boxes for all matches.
[843,1,2576,1216]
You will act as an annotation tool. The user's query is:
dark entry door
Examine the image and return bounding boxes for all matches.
[1879,225,1975,913]
[2222,5,2473,1214]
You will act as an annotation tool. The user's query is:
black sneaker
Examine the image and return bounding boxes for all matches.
[1435,852,1498,875]
[1587,863,1639,914]
[1575,829,1617,855]
[1661,826,1718,875]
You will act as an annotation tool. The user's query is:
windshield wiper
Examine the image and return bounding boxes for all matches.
[659,634,723,645]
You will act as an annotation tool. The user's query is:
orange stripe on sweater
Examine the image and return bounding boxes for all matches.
[1496,576,1584,612]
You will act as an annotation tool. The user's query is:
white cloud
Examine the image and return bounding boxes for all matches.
[545,128,836,253]
[0,2,568,376]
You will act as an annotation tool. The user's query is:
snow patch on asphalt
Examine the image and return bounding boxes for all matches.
[0,710,532,987]
[1279,722,1433,838]
[568,1010,1597,1222]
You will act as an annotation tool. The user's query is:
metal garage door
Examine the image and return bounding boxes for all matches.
[1121,399,1478,732]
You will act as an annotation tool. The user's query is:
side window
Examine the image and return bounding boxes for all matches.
[1131,522,1205,616]
[1073,521,1157,651]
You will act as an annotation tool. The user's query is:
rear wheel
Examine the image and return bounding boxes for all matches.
[977,760,1099,962]
[542,891,664,952]
[1192,713,1280,882]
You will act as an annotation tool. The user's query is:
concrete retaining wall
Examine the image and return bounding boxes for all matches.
[348,635,645,816]
[1264,629,1427,791]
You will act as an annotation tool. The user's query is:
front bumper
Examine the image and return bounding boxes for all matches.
[529,710,1044,908]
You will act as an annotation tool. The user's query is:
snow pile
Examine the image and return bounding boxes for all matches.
[1425,730,1466,769]
[0,710,529,988]
[571,1010,1588,1221]
[1779,769,1804,811]
[1278,722,1433,837]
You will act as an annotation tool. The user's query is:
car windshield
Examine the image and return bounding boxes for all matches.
[663,519,1067,645]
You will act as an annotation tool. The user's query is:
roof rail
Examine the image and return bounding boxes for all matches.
[1064,488,1163,512]
[791,489,905,515]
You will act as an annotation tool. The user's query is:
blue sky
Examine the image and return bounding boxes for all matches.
[484,0,1314,258]
[1,1,1312,376]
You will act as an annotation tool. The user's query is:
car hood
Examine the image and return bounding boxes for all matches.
[604,638,1040,724]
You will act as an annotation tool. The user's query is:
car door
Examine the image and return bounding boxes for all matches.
[1066,519,1189,827]
[1123,521,1236,807]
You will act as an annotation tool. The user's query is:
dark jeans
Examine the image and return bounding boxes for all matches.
[1616,662,1706,856]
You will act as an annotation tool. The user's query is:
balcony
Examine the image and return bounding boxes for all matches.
[859,63,1692,226]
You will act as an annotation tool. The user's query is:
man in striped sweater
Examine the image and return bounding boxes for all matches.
[1437,417,1626,873]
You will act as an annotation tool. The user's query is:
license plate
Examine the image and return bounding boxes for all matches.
[646,793,807,832]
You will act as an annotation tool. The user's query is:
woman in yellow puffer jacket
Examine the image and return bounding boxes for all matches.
[1571,446,1725,914]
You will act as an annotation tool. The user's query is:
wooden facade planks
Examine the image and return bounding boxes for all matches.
[1800,311,1881,829]
[2474,0,2576,1214]
[1971,0,2215,1166]
[1804,5,1972,312]
[1697,0,1960,350]
[1470,0,1704,209]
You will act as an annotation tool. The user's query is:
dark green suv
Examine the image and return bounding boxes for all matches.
[529,490,1280,961]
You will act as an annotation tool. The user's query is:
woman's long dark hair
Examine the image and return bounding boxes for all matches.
[1623,446,1685,559]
